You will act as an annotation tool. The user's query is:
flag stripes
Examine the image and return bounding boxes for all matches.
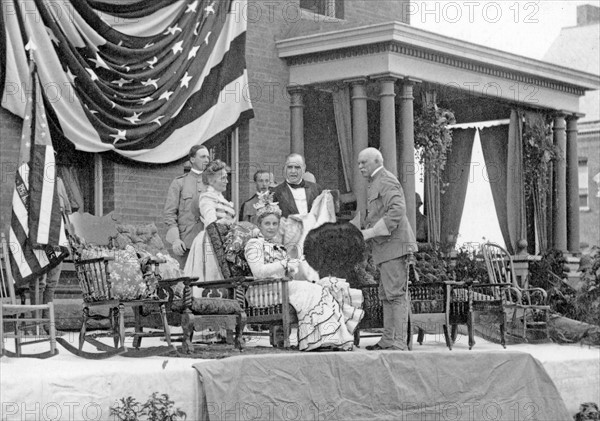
[1,0,254,163]
[8,59,68,286]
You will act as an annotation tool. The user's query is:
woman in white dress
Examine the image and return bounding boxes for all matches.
[244,194,363,351]
[184,160,235,291]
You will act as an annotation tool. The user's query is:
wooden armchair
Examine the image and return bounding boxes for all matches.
[63,213,246,356]
[56,213,183,358]
[205,222,296,348]
[482,243,550,343]
[1,233,58,358]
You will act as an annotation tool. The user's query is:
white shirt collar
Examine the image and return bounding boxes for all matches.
[190,168,201,175]
[371,166,384,177]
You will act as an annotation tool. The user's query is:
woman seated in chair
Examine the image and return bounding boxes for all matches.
[184,159,236,287]
[244,194,363,351]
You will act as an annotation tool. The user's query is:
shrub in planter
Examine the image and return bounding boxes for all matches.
[574,247,600,326]
[110,392,186,421]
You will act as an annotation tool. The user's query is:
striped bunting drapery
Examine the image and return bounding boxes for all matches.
[1,0,253,163]
[9,57,68,286]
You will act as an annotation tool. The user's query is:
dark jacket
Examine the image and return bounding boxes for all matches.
[272,181,322,217]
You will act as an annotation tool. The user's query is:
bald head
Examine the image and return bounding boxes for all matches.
[357,147,384,178]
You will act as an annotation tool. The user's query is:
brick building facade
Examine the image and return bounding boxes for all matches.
[1,0,410,241]
[2,0,597,257]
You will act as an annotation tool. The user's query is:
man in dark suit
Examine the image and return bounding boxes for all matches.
[240,170,273,224]
[272,153,322,217]
[358,147,417,351]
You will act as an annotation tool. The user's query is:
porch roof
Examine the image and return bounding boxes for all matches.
[276,22,600,113]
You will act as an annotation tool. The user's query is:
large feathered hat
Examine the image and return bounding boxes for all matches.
[253,191,282,218]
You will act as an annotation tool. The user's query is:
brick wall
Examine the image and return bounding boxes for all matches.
[105,157,184,239]
[0,107,21,231]
[343,0,411,23]
[243,0,410,203]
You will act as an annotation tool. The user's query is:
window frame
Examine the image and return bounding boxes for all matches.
[578,157,589,211]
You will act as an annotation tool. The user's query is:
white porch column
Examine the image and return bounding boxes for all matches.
[375,75,398,176]
[398,79,417,233]
[288,86,305,154]
[566,115,581,254]
[348,78,369,220]
[552,113,568,252]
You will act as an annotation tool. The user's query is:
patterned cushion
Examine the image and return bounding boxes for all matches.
[206,222,255,278]
[80,245,150,301]
[224,222,258,276]
[170,297,242,315]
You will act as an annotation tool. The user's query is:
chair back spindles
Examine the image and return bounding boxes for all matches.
[1,233,58,357]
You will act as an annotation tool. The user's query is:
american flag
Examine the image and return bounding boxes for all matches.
[8,54,68,287]
[1,0,253,163]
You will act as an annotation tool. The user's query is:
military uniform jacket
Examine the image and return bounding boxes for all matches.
[164,171,205,248]
[240,193,260,225]
[365,168,417,265]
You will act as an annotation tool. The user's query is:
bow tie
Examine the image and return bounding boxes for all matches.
[287,180,305,189]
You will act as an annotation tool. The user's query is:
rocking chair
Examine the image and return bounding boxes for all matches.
[57,213,183,358]
[482,243,550,343]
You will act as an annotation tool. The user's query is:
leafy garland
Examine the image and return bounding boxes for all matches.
[413,101,456,181]
[522,112,558,200]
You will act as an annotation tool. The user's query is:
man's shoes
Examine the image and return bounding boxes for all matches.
[365,343,406,351]
[366,344,386,351]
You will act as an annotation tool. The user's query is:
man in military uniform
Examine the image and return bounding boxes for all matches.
[164,145,210,266]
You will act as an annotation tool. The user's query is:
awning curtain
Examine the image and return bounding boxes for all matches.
[1,0,253,163]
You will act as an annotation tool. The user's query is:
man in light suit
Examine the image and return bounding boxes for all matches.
[272,153,322,217]
[163,145,210,267]
[358,147,417,350]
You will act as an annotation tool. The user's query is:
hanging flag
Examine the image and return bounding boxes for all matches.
[0,0,253,163]
[8,54,68,287]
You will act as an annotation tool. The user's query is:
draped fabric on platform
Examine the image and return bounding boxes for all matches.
[440,128,476,249]
[332,86,353,192]
[506,109,526,254]
[479,125,512,253]
[1,0,253,163]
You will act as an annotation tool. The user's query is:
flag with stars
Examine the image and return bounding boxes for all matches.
[8,56,68,286]
[1,0,253,163]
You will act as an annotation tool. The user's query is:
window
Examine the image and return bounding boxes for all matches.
[300,0,344,19]
[579,158,589,210]
[56,151,98,214]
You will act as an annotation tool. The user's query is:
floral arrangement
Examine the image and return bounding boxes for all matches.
[452,247,488,283]
[528,249,575,318]
[522,112,558,200]
[411,244,452,284]
[110,392,186,421]
[574,247,600,326]
[81,245,148,300]
[414,100,456,184]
